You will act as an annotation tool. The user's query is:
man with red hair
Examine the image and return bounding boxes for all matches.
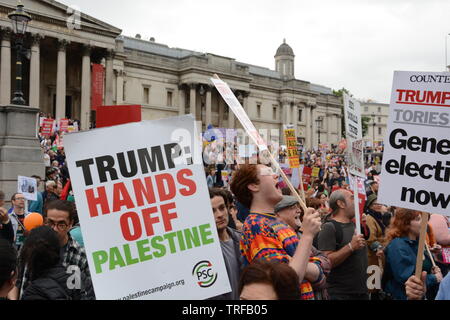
[230,164,323,300]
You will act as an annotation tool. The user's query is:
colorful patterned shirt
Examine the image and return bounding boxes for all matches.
[240,212,326,300]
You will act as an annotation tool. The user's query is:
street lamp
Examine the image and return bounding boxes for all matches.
[315,116,323,145]
[8,1,31,105]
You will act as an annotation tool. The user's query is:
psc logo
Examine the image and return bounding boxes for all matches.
[192,260,217,288]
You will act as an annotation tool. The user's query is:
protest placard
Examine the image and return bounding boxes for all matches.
[283,126,300,168]
[64,115,231,300]
[41,118,54,136]
[211,75,307,211]
[378,71,450,216]
[59,118,69,133]
[311,167,320,178]
[343,93,365,234]
[17,176,37,201]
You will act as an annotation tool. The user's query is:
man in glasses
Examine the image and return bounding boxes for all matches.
[8,193,30,250]
[8,200,94,300]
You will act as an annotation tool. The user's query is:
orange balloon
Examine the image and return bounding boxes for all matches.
[24,213,44,231]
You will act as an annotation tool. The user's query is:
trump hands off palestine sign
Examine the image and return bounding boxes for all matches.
[64,115,231,300]
[379,71,450,216]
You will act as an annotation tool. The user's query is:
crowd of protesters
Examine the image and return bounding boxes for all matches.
[1,126,450,300]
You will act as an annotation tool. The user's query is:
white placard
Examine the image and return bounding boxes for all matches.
[378,71,450,216]
[64,115,231,299]
[17,176,37,201]
[343,93,365,178]
[211,77,268,151]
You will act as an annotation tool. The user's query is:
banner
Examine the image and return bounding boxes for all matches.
[91,63,105,111]
[378,71,450,216]
[64,115,230,299]
[17,176,37,201]
[343,94,365,178]
[283,126,300,168]
[41,118,55,136]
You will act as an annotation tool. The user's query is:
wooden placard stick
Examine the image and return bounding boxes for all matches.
[415,212,430,278]
[425,243,437,268]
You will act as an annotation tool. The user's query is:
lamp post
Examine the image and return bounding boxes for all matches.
[8,2,31,105]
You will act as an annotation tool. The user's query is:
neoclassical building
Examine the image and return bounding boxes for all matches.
[0,0,343,148]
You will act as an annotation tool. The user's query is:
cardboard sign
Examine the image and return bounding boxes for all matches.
[379,71,450,216]
[284,126,300,168]
[17,176,37,201]
[64,115,230,300]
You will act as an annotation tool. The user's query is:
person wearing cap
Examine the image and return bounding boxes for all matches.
[275,195,331,300]
[366,181,379,198]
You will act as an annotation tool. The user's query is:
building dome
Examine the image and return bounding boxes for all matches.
[275,39,294,57]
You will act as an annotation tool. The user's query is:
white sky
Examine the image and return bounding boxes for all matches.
[61,0,450,103]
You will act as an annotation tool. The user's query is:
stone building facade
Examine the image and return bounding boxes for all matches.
[361,101,389,146]
[0,0,343,149]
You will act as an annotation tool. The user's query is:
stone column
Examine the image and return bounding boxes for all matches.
[0,28,11,106]
[337,115,342,140]
[189,83,196,117]
[327,112,332,144]
[29,34,42,108]
[178,85,185,115]
[218,93,224,127]
[305,104,312,149]
[205,86,212,125]
[105,50,114,105]
[311,106,317,147]
[80,45,91,131]
[55,39,68,121]
[243,92,249,115]
[116,70,124,105]
[228,102,235,128]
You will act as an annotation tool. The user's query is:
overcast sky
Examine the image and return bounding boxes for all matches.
[61,0,450,103]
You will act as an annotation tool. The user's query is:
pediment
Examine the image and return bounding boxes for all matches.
[0,0,121,37]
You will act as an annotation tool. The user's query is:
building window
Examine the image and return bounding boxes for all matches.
[298,109,302,122]
[378,127,382,135]
[257,104,261,118]
[378,117,381,123]
[272,106,277,120]
[167,91,173,107]
[143,86,150,104]
[364,106,368,112]
[378,107,381,113]
[123,81,127,102]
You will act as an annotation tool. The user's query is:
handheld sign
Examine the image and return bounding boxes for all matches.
[64,115,231,300]
[284,125,305,202]
[343,93,365,234]
[378,71,450,216]
[17,176,37,201]
[378,71,450,278]
[211,75,307,212]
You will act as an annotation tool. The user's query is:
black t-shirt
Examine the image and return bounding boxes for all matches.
[317,220,368,295]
